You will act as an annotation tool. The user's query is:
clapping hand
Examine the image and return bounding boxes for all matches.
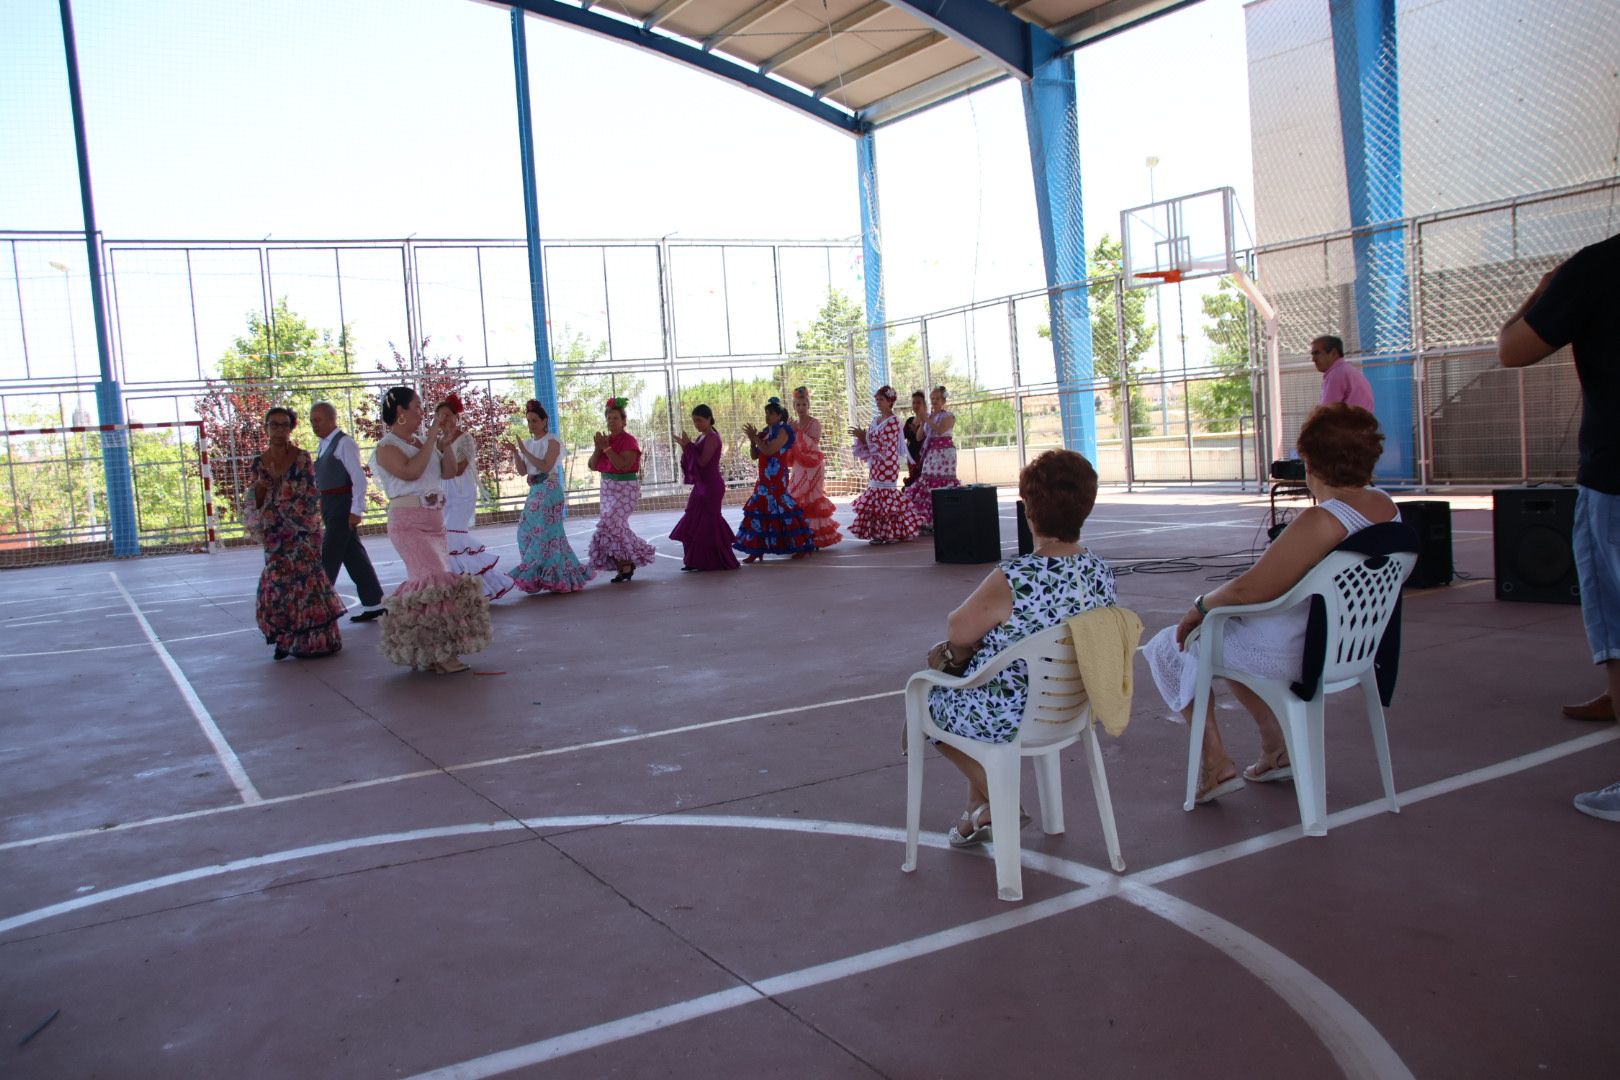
[593,431,610,453]
[741,422,760,442]
[674,430,691,449]
[848,425,867,442]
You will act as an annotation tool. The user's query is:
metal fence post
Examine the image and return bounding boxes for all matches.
[1114,279,1135,489]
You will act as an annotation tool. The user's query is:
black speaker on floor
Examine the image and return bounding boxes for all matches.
[1494,486,1580,605]
[934,485,1002,564]
[1015,499,1034,556]
[1397,500,1453,588]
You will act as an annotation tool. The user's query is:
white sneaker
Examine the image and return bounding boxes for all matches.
[1573,780,1620,822]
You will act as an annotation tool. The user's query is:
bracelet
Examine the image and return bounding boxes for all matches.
[1194,594,1209,615]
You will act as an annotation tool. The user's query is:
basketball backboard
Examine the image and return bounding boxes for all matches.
[1120,186,1242,288]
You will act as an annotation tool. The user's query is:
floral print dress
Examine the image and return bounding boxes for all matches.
[928,551,1117,743]
[250,450,347,659]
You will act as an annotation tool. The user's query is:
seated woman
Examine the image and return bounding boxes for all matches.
[926,449,1118,847]
[1143,404,1398,804]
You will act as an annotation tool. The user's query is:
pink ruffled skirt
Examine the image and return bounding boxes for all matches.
[381,504,492,668]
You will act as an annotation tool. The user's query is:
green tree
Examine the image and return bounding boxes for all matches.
[1086,235,1155,437]
[1188,277,1255,432]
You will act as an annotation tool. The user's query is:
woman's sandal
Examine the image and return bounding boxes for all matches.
[1243,747,1293,783]
[947,803,992,848]
[1196,760,1246,804]
[433,659,471,675]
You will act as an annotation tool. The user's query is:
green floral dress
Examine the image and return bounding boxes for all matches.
[928,552,1117,743]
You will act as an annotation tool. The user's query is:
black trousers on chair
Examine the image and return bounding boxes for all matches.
[320,493,384,608]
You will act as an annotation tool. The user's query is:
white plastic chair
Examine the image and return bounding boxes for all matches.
[902,620,1129,902]
[1182,549,1417,835]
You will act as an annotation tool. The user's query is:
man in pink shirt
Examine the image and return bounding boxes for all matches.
[1312,335,1375,410]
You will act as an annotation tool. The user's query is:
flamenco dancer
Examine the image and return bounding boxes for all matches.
[903,390,928,488]
[588,395,658,583]
[369,386,491,674]
[671,404,739,571]
[734,396,815,562]
[909,384,961,532]
[787,386,842,549]
[435,395,514,600]
[248,407,346,660]
[849,385,923,544]
[510,399,594,593]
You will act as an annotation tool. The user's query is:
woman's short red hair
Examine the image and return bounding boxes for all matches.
[1018,450,1098,543]
[1297,404,1383,487]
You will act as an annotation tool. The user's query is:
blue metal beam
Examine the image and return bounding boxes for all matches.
[856,133,888,388]
[510,10,559,424]
[1330,0,1412,481]
[1021,51,1095,460]
[884,0,1061,79]
[503,0,863,134]
[59,0,138,557]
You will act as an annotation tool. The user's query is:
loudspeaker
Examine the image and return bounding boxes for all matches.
[1397,500,1453,588]
[1493,486,1580,605]
[1015,499,1034,556]
[933,485,1002,564]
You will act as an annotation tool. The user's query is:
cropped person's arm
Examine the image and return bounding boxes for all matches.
[945,569,1014,651]
[1498,267,1561,369]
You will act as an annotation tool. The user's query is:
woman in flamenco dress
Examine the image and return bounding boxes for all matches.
[848,385,923,545]
[733,397,816,562]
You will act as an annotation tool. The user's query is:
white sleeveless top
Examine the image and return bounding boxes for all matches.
[523,433,561,477]
[443,432,478,503]
[369,432,443,501]
[1318,494,1401,533]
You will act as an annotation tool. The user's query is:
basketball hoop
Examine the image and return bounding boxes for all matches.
[1134,268,1184,284]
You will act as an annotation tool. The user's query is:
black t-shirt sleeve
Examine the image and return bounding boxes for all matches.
[1524,250,1593,350]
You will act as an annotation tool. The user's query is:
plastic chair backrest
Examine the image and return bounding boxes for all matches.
[1313,549,1416,687]
[1009,623,1088,731]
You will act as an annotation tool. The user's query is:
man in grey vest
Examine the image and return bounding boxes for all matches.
[310,402,385,622]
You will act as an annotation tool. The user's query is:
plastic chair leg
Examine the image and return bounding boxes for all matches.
[1033,751,1065,835]
[902,703,927,873]
[1286,703,1329,836]
[1082,725,1126,873]
[1363,672,1400,814]
[1184,680,1213,812]
[985,751,1025,902]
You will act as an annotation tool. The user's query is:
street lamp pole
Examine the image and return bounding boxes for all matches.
[1146,156,1169,437]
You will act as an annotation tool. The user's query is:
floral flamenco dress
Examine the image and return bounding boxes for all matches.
[368,432,492,669]
[511,433,594,593]
[733,423,815,557]
[909,411,961,529]
[928,551,1117,743]
[670,431,739,571]
[443,431,514,601]
[787,417,842,549]
[850,413,922,543]
[250,451,347,659]
[587,431,658,573]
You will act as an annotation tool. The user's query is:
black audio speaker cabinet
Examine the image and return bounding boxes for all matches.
[1493,486,1580,605]
[933,485,1002,564]
[1397,500,1453,588]
[1015,499,1035,556]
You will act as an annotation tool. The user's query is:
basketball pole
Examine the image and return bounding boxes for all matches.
[1232,269,1283,464]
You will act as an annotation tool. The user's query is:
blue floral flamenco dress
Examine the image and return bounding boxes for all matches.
[732,422,816,558]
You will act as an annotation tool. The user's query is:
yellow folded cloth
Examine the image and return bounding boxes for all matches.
[1065,606,1143,738]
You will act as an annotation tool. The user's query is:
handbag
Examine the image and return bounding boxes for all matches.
[927,639,980,678]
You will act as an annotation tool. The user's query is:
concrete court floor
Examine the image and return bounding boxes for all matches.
[1,489,1617,1079]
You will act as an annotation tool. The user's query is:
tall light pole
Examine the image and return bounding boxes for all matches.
[1145,157,1169,436]
[49,259,95,527]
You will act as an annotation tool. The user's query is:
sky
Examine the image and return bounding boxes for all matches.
[0,0,1256,390]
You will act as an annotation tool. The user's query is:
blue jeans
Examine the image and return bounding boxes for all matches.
[1574,486,1620,664]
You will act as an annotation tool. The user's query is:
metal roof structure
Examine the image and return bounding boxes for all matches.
[501,0,1202,132]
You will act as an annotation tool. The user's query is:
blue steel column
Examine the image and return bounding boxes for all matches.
[511,9,558,422]
[1330,0,1412,480]
[59,0,137,556]
[855,131,888,389]
[1021,51,1094,459]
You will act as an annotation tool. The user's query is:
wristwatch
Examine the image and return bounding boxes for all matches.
[1194,594,1210,615]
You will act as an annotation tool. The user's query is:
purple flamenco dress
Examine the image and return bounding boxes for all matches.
[670,432,739,571]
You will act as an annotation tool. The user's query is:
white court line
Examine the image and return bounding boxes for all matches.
[0,690,906,852]
[0,626,255,660]
[0,812,1406,1080]
[110,572,262,805]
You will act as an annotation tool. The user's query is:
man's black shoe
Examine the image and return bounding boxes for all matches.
[350,608,385,623]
